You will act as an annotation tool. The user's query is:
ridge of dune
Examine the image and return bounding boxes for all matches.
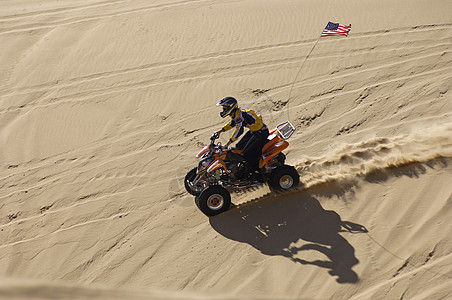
[0,277,287,300]
[1,0,451,299]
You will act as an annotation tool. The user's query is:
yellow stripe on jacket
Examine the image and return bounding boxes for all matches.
[222,108,264,142]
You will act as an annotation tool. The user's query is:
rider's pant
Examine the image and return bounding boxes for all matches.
[236,127,269,172]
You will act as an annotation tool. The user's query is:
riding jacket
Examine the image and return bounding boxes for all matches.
[222,108,266,142]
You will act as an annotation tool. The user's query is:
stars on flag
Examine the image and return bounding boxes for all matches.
[321,22,352,37]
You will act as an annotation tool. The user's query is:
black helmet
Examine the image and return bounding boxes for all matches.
[216,97,238,118]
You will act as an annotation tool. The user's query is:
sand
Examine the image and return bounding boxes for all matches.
[1,0,451,299]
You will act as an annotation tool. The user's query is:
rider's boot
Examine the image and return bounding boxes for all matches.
[248,170,264,182]
[243,159,264,182]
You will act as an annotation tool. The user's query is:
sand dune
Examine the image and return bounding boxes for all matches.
[1,0,451,299]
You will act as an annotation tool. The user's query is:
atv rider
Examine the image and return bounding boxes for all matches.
[214,97,269,180]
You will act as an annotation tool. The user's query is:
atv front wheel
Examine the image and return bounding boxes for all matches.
[268,165,300,192]
[184,167,203,196]
[196,185,231,216]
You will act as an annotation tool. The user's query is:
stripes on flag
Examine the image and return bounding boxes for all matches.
[321,22,351,37]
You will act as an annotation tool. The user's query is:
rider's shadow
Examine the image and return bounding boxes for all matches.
[210,193,367,283]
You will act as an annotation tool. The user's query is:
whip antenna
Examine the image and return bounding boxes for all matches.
[285,22,351,123]
[286,37,321,123]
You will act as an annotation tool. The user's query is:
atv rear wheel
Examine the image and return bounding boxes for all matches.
[184,167,203,196]
[268,165,300,192]
[196,185,231,216]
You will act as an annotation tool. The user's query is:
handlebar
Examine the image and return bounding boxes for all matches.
[210,132,219,141]
[209,132,226,151]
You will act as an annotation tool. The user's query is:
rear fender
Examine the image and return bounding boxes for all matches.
[259,140,289,168]
[262,135,281,154]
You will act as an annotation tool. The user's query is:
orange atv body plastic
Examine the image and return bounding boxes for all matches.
[203,130,289,174]
[258,131,288,168]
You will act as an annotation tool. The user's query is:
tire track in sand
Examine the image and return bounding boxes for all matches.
[0,0,126,21]
[1,43,449,117]
[0,0,212,35]
[2,23,451,97]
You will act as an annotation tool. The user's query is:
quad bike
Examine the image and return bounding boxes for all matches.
[185,121,300,216]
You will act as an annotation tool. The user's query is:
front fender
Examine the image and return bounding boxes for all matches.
[196,145,210,158]
[207,160,221,173]
[207,160,229,174]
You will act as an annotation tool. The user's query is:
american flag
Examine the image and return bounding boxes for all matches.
[321,22,351,37]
